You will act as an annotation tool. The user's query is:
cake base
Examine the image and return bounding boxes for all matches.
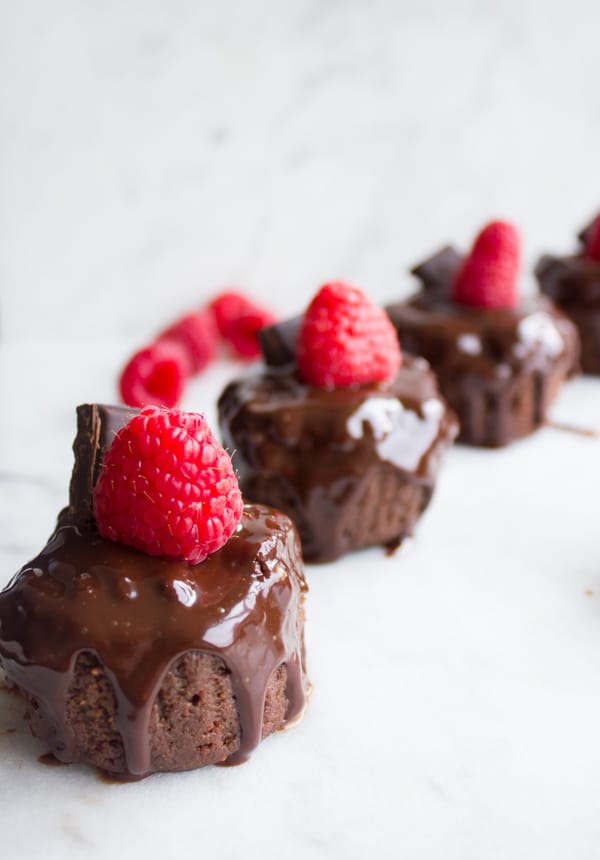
[21,652,290,778]
[386,248,580,447]
[218,356,457,563]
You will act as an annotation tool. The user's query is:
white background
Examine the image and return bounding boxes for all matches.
[1,2,600,858]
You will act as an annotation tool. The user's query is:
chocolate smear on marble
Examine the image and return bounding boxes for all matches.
[38,752,67,767]
[547,421,598,439]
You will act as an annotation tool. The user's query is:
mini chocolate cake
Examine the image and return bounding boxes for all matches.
[536,219,600,374]
[0,405,308,779]
[386,247,579,447]
[218,317,458,564]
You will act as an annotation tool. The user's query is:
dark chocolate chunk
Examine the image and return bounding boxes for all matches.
[258,315,303,367]
[218,355,458,562]
[68,404,135,522]
[411,246,462,292]
[577,219,595,248]
[536,253,600,374]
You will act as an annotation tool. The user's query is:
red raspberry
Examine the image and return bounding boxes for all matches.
[452,221,521,309]
[210,291,253,338]
[210,291,277,359]
[228,307,278,359]
[296,281,401,387]
[584,214,600,262]
[93,407,243,564]
[119,340,189,409]
[158,309,218,373]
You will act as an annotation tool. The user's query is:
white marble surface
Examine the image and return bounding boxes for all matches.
[2,2,600,858]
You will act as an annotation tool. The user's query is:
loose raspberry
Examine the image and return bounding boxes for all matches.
[119,340,189,409]
[452,221,521,309]
[296,281,401,387]
[93,407,243,564]
[210,291,277,359]
[210,291,253,338]
[227,307,278,359]
[158,309,218,373]
[584,214,600,262]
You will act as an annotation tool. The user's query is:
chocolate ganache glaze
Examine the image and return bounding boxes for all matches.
[0,405,308,779]
[386,248,580,447]
[536,222,600,374]
[219,324,458,563]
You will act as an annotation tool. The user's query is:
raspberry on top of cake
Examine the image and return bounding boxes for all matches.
[0,405,308,780]
[536,213,600,374]
[386,221,580,447]
[218,282,458,563]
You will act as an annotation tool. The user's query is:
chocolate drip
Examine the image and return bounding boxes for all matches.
[0,506,307,777]
[535,255,600,307]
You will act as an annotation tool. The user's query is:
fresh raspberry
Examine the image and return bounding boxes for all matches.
[210,291,253,338]
[210,291,277,359]
[158,309,218,373]
[227,307,278,359]
[452,221,521,309]
[296,281,401,387]
[93,407,243,564]
[584,214,600,262]
[119,340,189,409]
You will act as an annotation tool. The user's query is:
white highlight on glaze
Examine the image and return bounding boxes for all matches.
[347,397,403,441]
[517,313,564,357]
[456,333,483,356]
[346,396,443,471]
[495,363,511,379]
[172,579,197,607]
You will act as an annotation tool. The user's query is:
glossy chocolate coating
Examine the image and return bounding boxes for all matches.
[386,248,579,447]
[536,230,600,374]
[0,508,306,777]
[0,406,308,778]
[218,356,457,563]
